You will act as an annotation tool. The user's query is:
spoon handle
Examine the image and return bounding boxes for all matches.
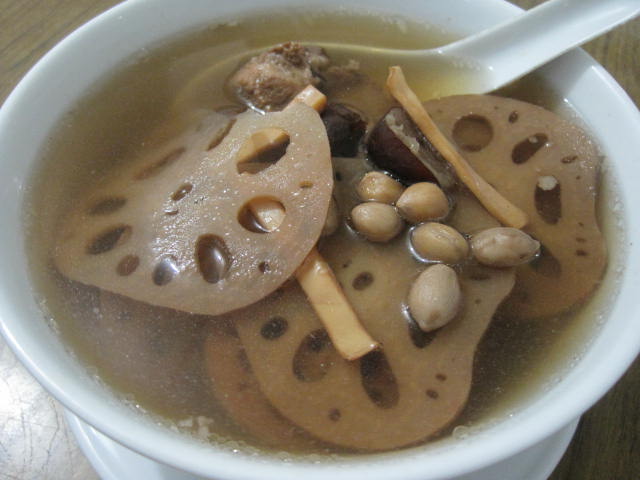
[444,0,640,91]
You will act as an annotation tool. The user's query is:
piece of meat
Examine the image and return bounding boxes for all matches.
[229,42,329,111]
[323,59,362,90]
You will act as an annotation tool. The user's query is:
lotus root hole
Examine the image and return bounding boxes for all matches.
[258,261,270,273]
[207,118,235,150]
[328,408,341,422]
[508,111,519,123]
[426,389,439,399]
[292,330,335,382]
[535,175,561,224]
[134,147,185,180]
[86,225,132,255]
[512,133,548,164]
[260,316,288,340]
[452,114,493,152]
[529,244,562,278]
[352,271,374,290]
[116,254,140,276]
[360,350,399,409]
[238,197,286,233]
[88,196,127,215]
[195,235,232,284]
[171,183,193,201]
[236,128,290,174]
[152,256,179,286]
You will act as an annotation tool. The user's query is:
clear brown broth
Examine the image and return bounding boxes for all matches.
[24,11,615,455]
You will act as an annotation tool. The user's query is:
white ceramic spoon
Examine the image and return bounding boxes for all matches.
[324,0,640,99]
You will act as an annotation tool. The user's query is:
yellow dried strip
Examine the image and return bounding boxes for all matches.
[288,84,328,111]
[247,197,286,231]
[249,198,379,361]
[236,127,288,165]
[294,248,379,360]
[236,86,328,165]
[386,66,528,229]
[247,88,379,360]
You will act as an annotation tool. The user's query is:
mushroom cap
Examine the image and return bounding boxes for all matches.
[425,95,606,320]
[53,103,333,316]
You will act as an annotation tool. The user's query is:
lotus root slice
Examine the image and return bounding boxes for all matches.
[212,157,516,451]
[54,103,333,316]
[425,95,606,320]
[229,262,514,451]
[204,322,325,450]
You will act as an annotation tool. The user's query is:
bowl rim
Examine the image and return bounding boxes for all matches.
[1,0,640,479]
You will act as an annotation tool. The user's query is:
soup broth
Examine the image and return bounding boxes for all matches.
[24,10,617,455]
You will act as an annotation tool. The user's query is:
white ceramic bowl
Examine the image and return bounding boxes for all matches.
[1,1,639,479]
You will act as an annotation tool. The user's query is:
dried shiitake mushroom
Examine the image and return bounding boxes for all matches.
[367,107,455,187]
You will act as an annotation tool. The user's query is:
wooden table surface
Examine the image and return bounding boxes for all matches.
[0,1,638,479]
